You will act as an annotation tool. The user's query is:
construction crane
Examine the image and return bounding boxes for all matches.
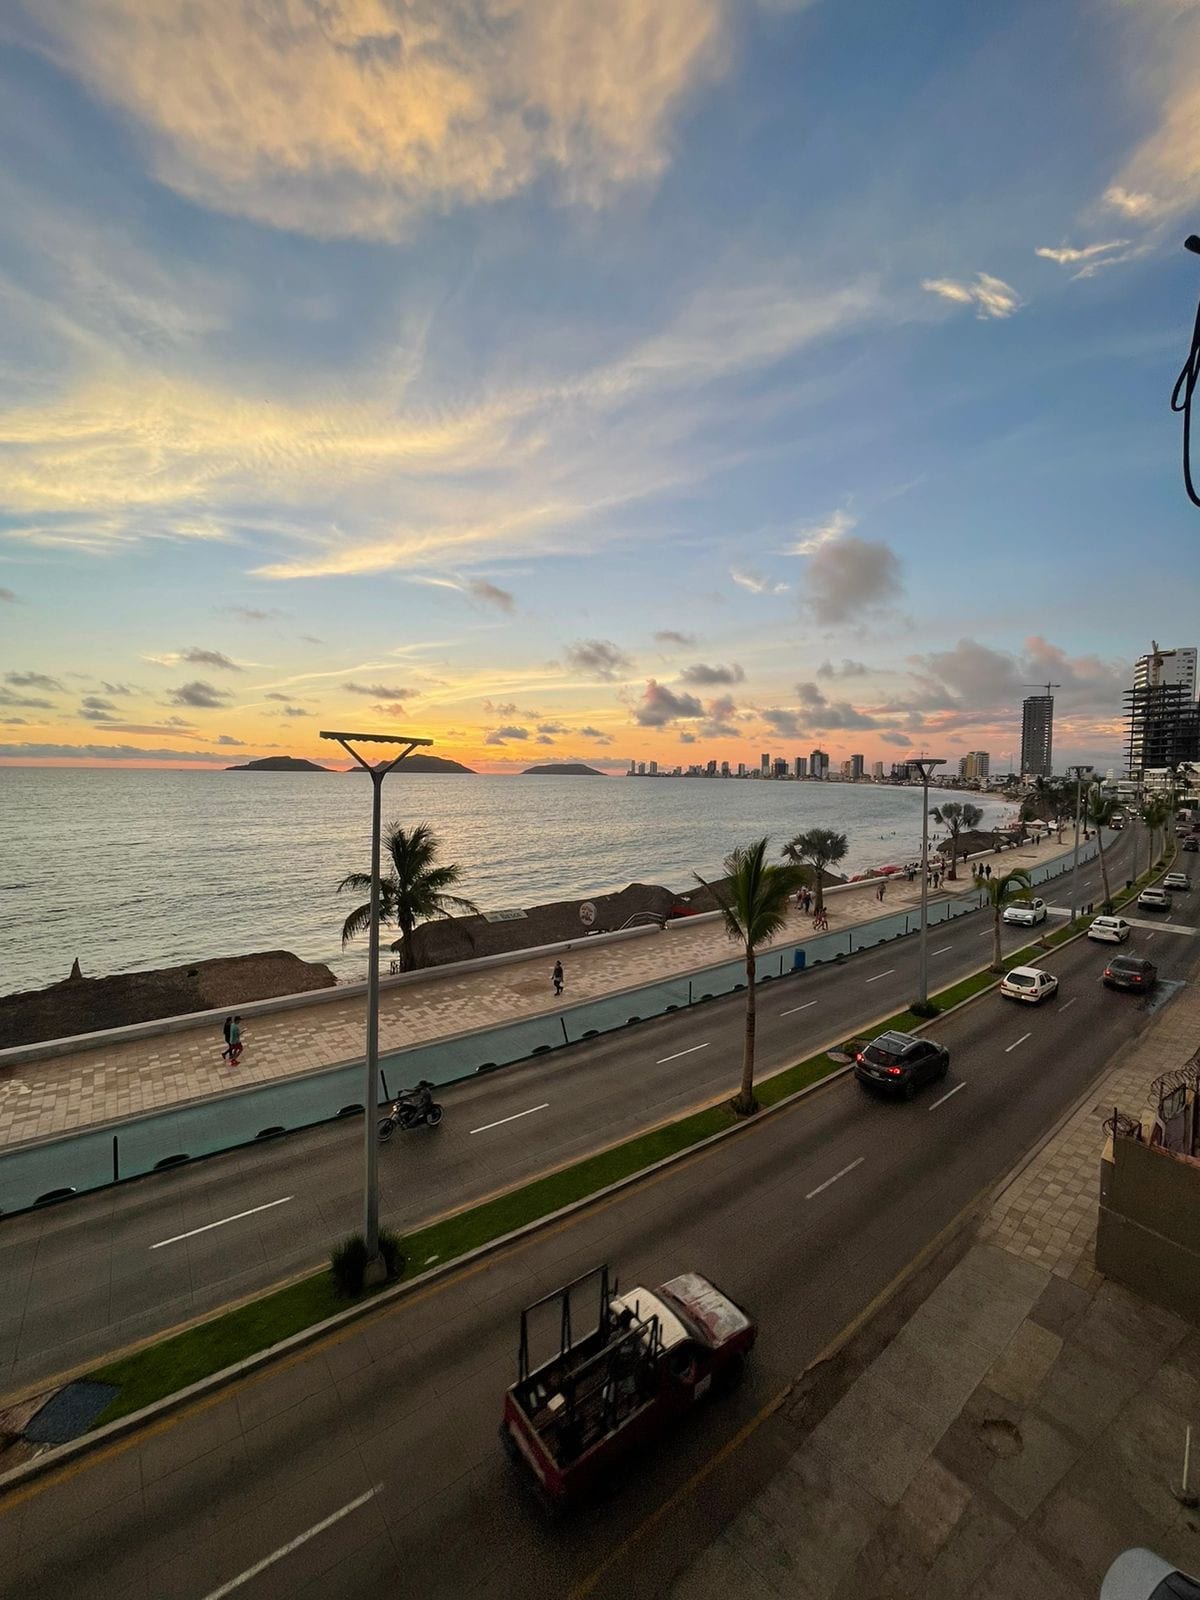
[1023,682,1061,697]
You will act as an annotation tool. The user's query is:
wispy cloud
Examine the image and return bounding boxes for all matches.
[921,273,1021,319]
[730,568,788,595]
[788,508,857,556]
[27,0,733,240]
[167,680,232,708]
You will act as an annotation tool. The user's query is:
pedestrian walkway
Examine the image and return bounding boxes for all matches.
[671,950,1200,1599]
[0,831,1073,1148]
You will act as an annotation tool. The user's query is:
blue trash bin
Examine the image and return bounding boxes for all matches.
[792,949,807,972]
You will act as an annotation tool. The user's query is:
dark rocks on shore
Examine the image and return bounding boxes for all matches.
[408,881,721,967]
[0,952,337,1050]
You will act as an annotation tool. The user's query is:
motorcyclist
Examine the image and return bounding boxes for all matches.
[393,1081,434,1125]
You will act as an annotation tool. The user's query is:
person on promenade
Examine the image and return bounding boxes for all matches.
[228,1016,243,1065]
[220,1015,233,1060]
[876,880,886,902]
[552,960,564,997]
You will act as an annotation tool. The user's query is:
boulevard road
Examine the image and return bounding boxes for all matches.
[2,843,1192,1600]
[0,836,1159,1392]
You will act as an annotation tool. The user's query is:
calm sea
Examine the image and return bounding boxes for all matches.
[0,768,1012,993]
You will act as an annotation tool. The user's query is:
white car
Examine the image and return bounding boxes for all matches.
[1002,897,1047,927]
[1163,871,1190,892]
[1101,1548,1200,1600]
[1137,887,1172,912]
[999,965,1058,1004]
[1088,915,1130,943]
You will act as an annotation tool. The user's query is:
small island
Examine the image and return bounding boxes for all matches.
[226,756,330,772]
[521,763,606,776]
[347,754,476,775]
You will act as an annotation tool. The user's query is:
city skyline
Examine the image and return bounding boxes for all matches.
[3,2,1200,772]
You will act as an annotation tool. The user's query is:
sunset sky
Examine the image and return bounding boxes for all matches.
[2,0,1199,773]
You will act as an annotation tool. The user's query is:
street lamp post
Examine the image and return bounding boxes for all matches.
[908,756,945,1009]
[322,729,432,1274]
[1067,764,1093,922]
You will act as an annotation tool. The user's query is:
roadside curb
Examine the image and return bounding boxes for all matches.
[0,836,1136,1496]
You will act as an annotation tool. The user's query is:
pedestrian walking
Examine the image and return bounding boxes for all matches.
[552,959,564,997]
[220,1015,233,1060]
[985,863,992,880]
[228,1016,243,1065]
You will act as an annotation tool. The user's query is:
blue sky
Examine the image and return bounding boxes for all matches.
[1,0,1197,771]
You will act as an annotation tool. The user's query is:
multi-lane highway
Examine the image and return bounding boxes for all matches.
[0,835,1151,1393]
[3,835,1193,1600]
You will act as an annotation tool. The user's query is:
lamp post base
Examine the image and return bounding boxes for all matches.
[362,1253,388,1288]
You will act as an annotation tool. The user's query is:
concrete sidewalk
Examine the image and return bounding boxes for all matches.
[0,830,1075,1148]
[671,948,1200,1599]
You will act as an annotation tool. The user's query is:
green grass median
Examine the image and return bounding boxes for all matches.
[85,884,1142,1429]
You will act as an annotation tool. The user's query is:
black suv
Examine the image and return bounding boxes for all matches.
[854,1030,950,1100]
[1102,955,1158,992]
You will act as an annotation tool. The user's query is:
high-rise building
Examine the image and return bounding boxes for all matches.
[809,748,829,779]
[760,752,771,776]
[958,750,990,782]
[1126,643,1200,778]
[628,759,636,775]
[1020,696,1054,779]
[849,753,864,780]
[773,757,788,779]
[871,760,884,780]
[794,755,807,779]
[637,761,646,775]
[720,760,730,778]
[737,762,747,778]
[648,760,658,776]
[706,758,717,776]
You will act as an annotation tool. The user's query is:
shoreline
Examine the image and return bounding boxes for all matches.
[2,783,1018,1002]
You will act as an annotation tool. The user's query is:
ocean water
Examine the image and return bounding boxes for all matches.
[0,768,1012,992]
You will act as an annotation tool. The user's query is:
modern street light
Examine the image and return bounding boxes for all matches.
[321,728,433,1275]
[1067,764,1093,922]
[908,755,945,1010]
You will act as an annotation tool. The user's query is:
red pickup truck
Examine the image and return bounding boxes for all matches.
[501,1263,756,1509]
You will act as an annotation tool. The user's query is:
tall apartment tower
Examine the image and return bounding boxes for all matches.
[794,755,807,779]
[760,752,771,776]
[1020,696,1054,779]
[809,748,829,779]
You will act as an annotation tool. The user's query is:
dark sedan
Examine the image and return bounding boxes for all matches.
[854,1030,950,1100]
[1102,955,1158,992]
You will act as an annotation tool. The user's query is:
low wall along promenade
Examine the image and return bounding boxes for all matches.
[0,837,1098,1216]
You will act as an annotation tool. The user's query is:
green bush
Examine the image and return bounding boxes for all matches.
[379,1228,406,1280]
[330,1234,369,1297]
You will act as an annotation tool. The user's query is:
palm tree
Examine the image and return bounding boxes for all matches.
[781,827,848,917]
[929,801,983,880]
[697,839,801,1116]
[985,866,1033,972]
[1143,797,1169,869]
[338,822,479,971]
[1087,789,1116,910]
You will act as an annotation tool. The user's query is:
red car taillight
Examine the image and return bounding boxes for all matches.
[886,1066,903,1077]
[855,1052,865,1064]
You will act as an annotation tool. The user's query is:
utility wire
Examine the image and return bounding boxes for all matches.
[1171,234,1200,508]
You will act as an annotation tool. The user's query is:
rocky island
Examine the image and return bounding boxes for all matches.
[521,763,606,776]
[226,756,330,772]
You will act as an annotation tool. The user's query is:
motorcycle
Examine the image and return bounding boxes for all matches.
[378,1080,444,1142]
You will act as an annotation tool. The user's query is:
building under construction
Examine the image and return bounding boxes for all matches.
[1124,641,1200,778]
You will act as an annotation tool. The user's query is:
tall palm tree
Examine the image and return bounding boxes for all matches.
[338,822,479,971]
[929,801,983,880]
[781,827,848,917]
[1087,789,1116,910]
[1143,797,1169,869]
[985,866,1033,972]
[697,839,801,1116]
